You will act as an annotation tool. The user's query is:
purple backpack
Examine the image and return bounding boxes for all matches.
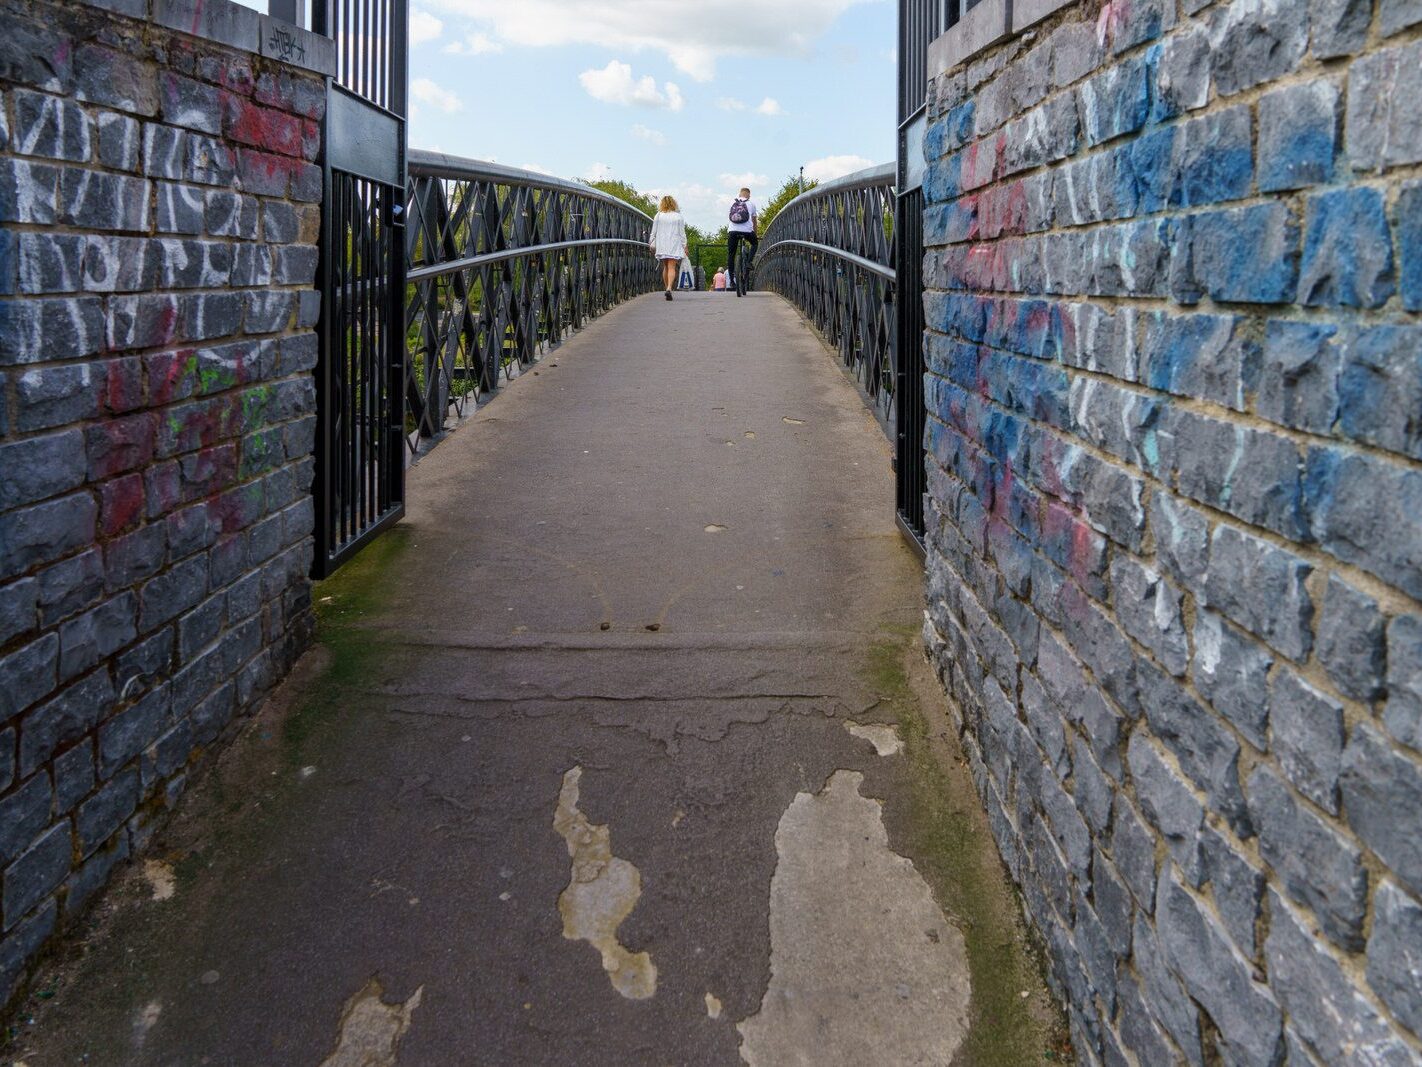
[729,199,750,225]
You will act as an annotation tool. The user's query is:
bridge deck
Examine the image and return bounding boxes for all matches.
[13,293,1063,1065]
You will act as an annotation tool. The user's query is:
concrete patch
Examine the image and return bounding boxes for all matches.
[844,721,905,757]
[143,860,176,901]
[552,766,658,1000]
[132,1000,161,1049]
[319,978,423,1067]
[736,770,970,1066]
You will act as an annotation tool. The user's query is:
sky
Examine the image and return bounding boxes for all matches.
[395,0,898,230]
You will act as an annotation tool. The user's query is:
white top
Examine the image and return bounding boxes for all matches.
[650,211,688,259]
[729,198,758,234]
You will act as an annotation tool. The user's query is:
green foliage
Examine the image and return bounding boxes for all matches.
[586,174,829,287]
[586,177,658,219]
[689,224,730,281]
[759,173,818,232]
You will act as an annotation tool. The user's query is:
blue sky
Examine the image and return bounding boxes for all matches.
[400,0,897,230]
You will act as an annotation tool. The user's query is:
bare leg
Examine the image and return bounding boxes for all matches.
[661,260,678,291]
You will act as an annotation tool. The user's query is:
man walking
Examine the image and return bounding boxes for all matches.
[726,187,758,295]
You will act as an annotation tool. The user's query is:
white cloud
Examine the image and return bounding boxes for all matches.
[520,162,555,175]
[645,182,726,229]
[721,172,770,192]
[583,162,615,181]
[632,124,668,145]
[803,154,877,183]
[718,96,781,117]
[424,0,880,81]
[409,9,444,45]
[648,173,781,230]
[411,77,464,113]
[443,31,502,54]
[579,61,684,111]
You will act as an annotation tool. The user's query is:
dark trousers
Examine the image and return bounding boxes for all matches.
[727,231,758,283]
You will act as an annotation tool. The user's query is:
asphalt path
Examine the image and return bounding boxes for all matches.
[9,292,1060,1066]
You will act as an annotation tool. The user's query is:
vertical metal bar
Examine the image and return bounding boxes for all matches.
[378,0,387,108]
[374,184,384,512]
[336,173,347,549]
[343,176,356,546]
[360,179,372,528]
[339,0,348,92]
[387,182,403,509]
[332,171,343,553]
[313,124,334,574]
[351,177,363,532]
[269,0,299,26]
[362,180,373,527]
[390,0,407,119]
[358,0,367,98]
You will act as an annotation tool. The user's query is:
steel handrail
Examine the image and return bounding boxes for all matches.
[757,238,896,281]
[758,162,897,431]
[402,149,660,457]
[764,162,898,234]
[408,150,653,220]
[407,237,655,283]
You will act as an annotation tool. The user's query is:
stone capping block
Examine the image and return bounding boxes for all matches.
[1013,0,1078,32]
[97,0,339,76]
[928,0,1080,76]
[928,0,1014,79]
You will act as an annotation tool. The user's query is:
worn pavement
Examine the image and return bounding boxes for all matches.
[7,292,1064,1066]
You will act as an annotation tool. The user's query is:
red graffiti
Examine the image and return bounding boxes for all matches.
[104,358,144,414]
[150,348,199,406]
[225,96,306,158]
[241,147,306,186]
[992,459,1016,524]
[207,482,262,534]
[90,414,159,479]
[99,473,146,538]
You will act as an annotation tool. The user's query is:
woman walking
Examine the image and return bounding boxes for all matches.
[649,195,689,301]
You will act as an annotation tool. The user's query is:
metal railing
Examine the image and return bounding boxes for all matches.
[403,151,660,454]
[758,164,898,430]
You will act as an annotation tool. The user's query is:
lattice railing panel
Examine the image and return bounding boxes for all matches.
[403,152,659,456]
[758,165,897,429]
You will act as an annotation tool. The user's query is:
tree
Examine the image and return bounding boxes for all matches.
[759,173,818,233]
[585,177,657,219]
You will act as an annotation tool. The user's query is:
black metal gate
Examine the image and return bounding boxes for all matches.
[311,0,408,576]
[896,0,940,547]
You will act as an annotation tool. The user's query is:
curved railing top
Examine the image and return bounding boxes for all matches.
[757,160,897,430]
[765,161,896,225]
[402,146,660,456]
[761,162,896,282]
[408,149,653,220]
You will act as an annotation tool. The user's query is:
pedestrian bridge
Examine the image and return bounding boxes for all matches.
[16,225,1063,1063]
[312,151,913,578]
[10,0,1422,1058]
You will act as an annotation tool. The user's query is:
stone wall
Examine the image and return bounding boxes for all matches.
[0,0,330,1007]
[920,0,1422,1061]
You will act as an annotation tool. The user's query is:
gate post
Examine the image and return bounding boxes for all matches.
[310,0,410,576]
